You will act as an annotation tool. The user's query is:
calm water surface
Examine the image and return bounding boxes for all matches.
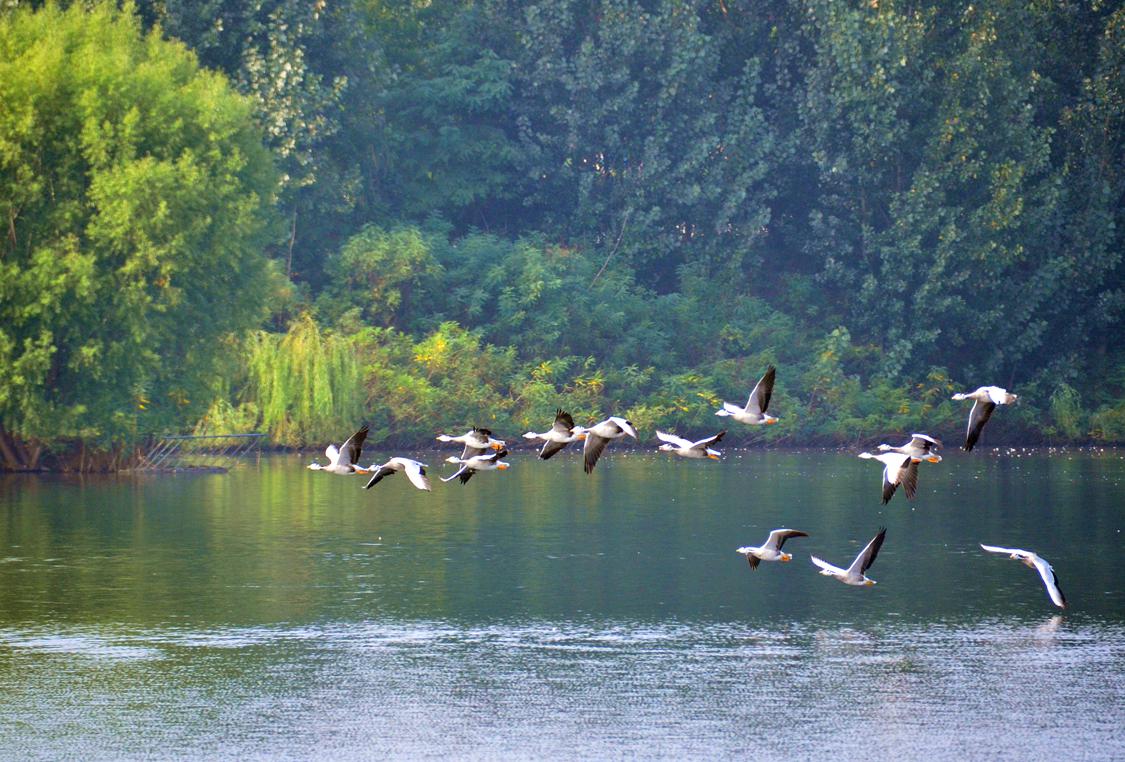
[1,449,1123,759]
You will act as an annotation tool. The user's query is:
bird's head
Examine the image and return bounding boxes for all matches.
[707,452,720,460]
[764,415,779,425]
[926,454,943,463]
[864,579,877,586]
[658,444,677,453]
[307,463,322,471]
[445,456,462,464]
[496,462,510,470]
[876,444,892,452]
[780,553,792,563]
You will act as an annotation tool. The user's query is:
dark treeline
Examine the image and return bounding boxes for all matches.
[1,0,1122,468]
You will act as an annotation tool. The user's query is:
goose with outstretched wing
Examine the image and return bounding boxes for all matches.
[655,430,725,460]
[442,448,511,485]
[523,409,586,460]
[307,425,370,475]
[582,417,638,474]
[811,527,887,586]
[364,458,431,492]
[715,365,779,425]
[979,544,1067,609]
[953,386,1018,451]
[737,528,809,570]
[858,452,919,504]
[436,427,505,459]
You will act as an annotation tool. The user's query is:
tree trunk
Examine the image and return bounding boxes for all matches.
[0,424,24,469]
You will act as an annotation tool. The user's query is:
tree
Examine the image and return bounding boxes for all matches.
[0,1,278,468]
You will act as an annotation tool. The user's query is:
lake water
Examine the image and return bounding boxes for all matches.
[1,449,1123,759]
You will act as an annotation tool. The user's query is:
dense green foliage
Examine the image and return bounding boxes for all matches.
[0,2,278,468]
[1,0,1122,467]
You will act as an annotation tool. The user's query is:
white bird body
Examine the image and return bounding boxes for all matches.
[737,528,809,569]
[811,527,887,586]
[442,448,511,484]
[980,544,1067,609]
[656,430,725,459]
[523,410,586,460]
[952,386,1018,451]
[436,428,505,459]
[307,425,369,475]
[582,416,638,473]
[877,433,943,463]
[858,452,919,504]
[363,458,431,491]
[715,365,778,425]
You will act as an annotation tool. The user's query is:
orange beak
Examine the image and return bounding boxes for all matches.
[497,463,509,470]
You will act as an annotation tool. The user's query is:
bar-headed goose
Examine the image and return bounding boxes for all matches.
[582,417,638,473]
[655,430,725,459]
[307,425,369,475]
[877,434,943,463]
[737,529,809,569]
[952,386,1018,451]
[441,448,511,485]
[979,544,1067,609]
[364,458,431,491]
[436,427,505,459]
[715,365,778,425]
[523,409,587,460]
[811,527,887,586]
[858,452,919,504]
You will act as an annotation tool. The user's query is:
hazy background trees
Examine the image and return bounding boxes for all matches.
[1,0,1122,466]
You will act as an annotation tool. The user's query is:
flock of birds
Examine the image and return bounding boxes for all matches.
[308,367,1067,610]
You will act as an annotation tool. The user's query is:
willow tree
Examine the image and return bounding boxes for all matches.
[243,314,365,448]
[0,2,278,469]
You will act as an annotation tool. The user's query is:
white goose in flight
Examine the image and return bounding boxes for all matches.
[307,425,369,475]
[363,458,431,492]
[655,430,725,459]
[442,448,511,485]
[715,365,778,425]
[737,528,809,569]
[436,427,505,459]
[523,409,586,460]
[877,433,943,463]
[858,451,919,504]
[811,527,887,586]
[582,416,638,473]
[979,544,1068,609]
[952,386,1018,451]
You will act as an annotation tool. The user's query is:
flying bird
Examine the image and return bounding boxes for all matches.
[737,528,809,569]
[715,365,779,425]
[858,452,919,504]
[979,544,1068,609]
[523,409,586,460]
[441,448,511,485]
[877,433,943,463]
[307,424,369,475]
[582,416,638,474]
[436,427,505,459]
[655,430,725,460]
[952,386,1018,451]
[363,458,431,492]
[811,527,887,586]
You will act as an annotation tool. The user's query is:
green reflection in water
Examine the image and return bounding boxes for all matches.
[1,450,1122,628]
